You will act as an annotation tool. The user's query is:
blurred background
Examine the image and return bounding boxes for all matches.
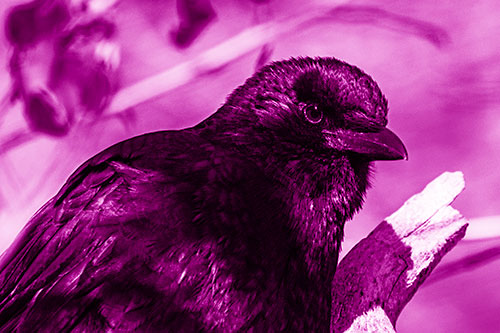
[0,0,499,331]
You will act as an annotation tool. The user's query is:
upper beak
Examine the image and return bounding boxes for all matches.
[324,127,408,161]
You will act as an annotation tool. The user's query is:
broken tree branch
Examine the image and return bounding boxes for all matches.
[331,171,468,332]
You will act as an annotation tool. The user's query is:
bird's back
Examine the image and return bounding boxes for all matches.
[0,130,224,330]
[0,129,305,331]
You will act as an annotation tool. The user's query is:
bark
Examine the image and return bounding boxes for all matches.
[331,171,468,332]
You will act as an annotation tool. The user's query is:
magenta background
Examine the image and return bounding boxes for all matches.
[1,0,499,331]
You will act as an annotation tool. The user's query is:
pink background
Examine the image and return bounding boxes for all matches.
[1,0,499,331]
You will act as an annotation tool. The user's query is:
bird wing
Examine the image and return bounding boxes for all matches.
[0,130,218,331]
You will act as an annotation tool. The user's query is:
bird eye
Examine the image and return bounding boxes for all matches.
[303,104,323,124]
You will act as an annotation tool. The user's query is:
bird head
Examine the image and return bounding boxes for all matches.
[200,56,407,218]
[222,57,406,161]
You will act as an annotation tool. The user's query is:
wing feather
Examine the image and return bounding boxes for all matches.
[0,131,211,331]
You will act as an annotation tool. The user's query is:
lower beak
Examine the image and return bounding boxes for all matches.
[324,127,408,161]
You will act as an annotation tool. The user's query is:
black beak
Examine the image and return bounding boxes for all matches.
[324,127,408,161]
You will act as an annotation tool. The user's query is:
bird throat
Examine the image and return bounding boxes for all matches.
[266,153,370,327]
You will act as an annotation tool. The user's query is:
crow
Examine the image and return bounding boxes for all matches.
[0,57,407,331]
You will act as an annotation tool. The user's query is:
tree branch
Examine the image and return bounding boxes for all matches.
[331,171,468,332]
